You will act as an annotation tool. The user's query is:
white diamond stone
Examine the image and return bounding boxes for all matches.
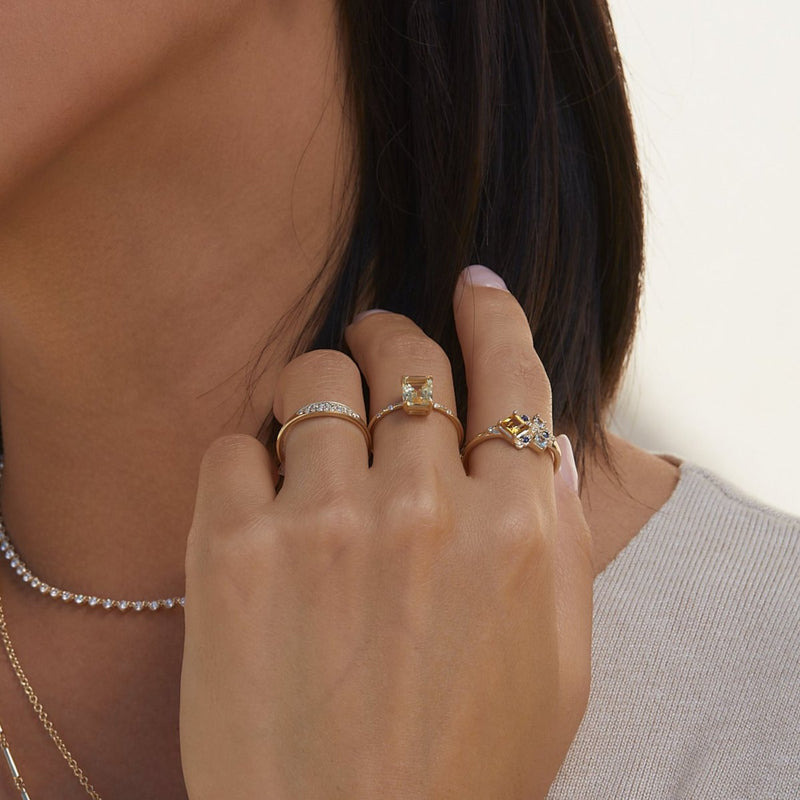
[148,601,160,611]
[88,597,100,607]
[164,599,175,609]
[74,594,86,604]
[133,601,144,611]
[102,599,114,609]
[118,601,129,611]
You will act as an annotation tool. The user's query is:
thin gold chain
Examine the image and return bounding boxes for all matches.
[0,586,104,800]
[0,721,32,800]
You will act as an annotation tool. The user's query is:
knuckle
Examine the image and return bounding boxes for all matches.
[289,498,370,579]
[481,293,535,344]
[495,499,536,544]
[493,498,553,559]
[195,435,270,524]
[480,340,550,399]
[383,477,454,540]
[186,510,272,583]
[199,433,260,473]
[373,333,451,375]
[483,499,557,600]
[279,348,361,388]
[307,496,367,543]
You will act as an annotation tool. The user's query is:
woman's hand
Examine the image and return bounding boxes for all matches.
[179,265,594,799]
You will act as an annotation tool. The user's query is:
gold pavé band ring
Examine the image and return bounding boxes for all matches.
[276,401,371,468]
[460,411,562,473]
[368,376,464,446]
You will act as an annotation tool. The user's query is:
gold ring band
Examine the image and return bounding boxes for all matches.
[368,375,464,446]
[276,402,371,467]
[461,411,561,473]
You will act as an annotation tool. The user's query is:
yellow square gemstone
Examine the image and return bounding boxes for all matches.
[498,412,533,448]
[402,375,433,415]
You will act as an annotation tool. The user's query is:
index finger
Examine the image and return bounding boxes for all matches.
[453,264,557,484]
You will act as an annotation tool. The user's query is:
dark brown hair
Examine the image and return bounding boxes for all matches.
[256,0,644,483]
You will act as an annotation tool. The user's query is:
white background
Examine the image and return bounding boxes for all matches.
[607,0,800,516]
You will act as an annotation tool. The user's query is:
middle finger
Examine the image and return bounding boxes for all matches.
[344,311,463,472]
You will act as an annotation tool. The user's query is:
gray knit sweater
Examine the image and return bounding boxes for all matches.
[547,459,800,799]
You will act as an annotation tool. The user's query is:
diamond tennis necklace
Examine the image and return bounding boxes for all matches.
[0,456,184,612]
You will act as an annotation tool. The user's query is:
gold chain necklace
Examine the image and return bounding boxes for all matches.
[0,721,31,800]
[0,584,104,800]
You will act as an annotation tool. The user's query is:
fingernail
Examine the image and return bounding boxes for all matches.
[351,308,389,325]
[459,264,508,291]
[556,434,580,495]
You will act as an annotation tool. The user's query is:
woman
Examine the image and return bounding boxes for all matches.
[0,1,797,798]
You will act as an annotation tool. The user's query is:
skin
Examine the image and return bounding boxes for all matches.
[0,1,680,798]
[180,289,595,798]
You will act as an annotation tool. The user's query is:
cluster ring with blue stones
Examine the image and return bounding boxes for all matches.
[460,411,561,473]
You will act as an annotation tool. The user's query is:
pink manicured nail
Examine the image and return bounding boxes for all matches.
[351,308,389,325]
[459,264,508,291]
[556,434,580,494]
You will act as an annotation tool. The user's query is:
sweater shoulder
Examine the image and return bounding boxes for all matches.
[599,458,800,592]
[547,459,800,799]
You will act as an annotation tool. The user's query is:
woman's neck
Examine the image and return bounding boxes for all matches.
[0,1,351,600]
[0,0,681,611]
